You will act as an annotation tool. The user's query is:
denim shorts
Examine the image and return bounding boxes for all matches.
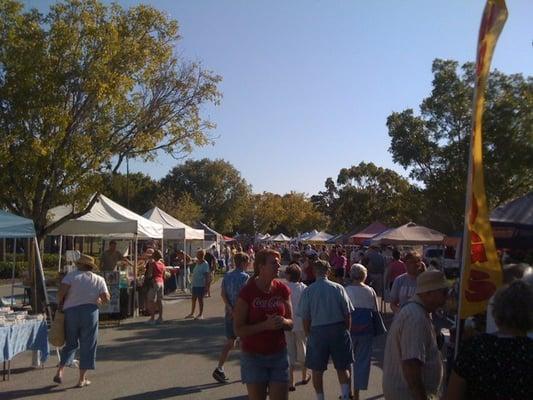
[306,322,353,371]
[225,315,236,339]
[240,350,289,384]
[191,286,205,298]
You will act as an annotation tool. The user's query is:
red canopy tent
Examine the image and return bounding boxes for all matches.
[350,222,389,245]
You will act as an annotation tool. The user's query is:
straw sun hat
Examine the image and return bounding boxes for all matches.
[416,270,451,294]
[75,254,98,270]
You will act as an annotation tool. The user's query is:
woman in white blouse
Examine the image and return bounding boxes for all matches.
[345,264,378,400]
[53,254,110,388]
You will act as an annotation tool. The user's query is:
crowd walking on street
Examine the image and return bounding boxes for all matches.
[46,242,533,400]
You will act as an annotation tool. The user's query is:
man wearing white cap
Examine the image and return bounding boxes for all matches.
[382,270,450,400]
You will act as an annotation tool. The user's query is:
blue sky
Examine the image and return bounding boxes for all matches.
[26,0,532,195]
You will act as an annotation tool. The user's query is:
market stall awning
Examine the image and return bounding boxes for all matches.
[0,210,36,238]
[350,222,389,245]
[48,194,163,239]
[269,233,292,242]
[195,221,222,242]
[370,222,445,246]
[301,231,333,243]
[490,192,533,249]
[490,192,533,229]
[143,207,204,240]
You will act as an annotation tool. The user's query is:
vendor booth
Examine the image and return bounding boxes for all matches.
[351,222,389,245]
[268,233,292,242]
[143,207,204,253]
[370,222,445,246]
[48,194,164,317]
[300,231,333,243]
[0,211,49,380]
[143,207,204,293]
[490,192,533,249]
[196,221,223,252]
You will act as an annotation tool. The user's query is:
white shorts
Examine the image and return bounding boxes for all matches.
[285,330,307,367]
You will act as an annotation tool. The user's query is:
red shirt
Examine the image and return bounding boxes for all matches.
[304,261,315,282]
[151,260,166,285]
[239,279,290,355]
[388,259,406,283]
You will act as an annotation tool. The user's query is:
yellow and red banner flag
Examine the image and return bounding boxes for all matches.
[459,0,507,318]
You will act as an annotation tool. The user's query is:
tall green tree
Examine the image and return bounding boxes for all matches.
[101,172,158,215]
[312,162,422,232]
[0,0,221,237]
[159,159,251,233]
[238,192,327,235]
[154,190,204,226]
[387,59,532,232]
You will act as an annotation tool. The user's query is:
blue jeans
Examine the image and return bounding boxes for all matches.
[60,304,99,370]
[306,322,353,371]
[351,334,373,390]
[240,350,289,384]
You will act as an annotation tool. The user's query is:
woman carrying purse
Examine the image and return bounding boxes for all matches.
[145,249,166,324]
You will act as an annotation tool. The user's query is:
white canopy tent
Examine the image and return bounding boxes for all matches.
[292,230,318,242]
[48,195,164,316]
[48,195,163,239]
[269,233,292,242]
[370,222,445,246]
[143,207,204,240]
[143,207,204,257]
[0,210,48,310]
[301,231,334,243]
[255,233,271,242]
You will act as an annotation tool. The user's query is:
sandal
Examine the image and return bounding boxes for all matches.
[296,374,311,385]
[289,386,296,392]
[76,379,91,388]
[53,375,62,384]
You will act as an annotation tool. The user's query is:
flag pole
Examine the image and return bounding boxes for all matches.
[454,0,508,358]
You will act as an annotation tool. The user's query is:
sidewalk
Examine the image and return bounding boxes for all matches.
[1,279,386,399]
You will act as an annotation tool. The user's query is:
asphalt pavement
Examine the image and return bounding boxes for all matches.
[1,280,387,400]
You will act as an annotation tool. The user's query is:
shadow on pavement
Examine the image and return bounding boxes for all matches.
[112,382,232,399]
[97,317,227,363]
[0,385,67,400]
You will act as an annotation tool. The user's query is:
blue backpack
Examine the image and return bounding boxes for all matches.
[350,308,374,335]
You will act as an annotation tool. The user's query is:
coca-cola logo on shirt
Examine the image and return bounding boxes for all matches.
[252,296,283,311]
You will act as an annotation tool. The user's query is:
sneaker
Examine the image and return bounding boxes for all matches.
[212,368,228,383]
[194,315,204,320]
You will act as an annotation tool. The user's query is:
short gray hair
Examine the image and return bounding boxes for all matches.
[312,259,330,277]
[350,263,367,281]
[492,280,533,333]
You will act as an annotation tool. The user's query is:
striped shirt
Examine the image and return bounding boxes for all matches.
[382,295,443,399]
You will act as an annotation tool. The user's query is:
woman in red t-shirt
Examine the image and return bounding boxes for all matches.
[145,249,166,324]
[234,249,293,400]
[385,249,406,290]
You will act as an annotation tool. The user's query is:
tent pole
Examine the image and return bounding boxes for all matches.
[34,237,50,313]
[11,238,16,307]
[57,235,63,272]
[133,235,138,317]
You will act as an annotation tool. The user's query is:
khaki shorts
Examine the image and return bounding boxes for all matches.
[285,330,307,367]
[146,283,163,303]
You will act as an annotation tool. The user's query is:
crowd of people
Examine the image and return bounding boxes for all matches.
[207,244,532,400]
[49,240,533,399]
